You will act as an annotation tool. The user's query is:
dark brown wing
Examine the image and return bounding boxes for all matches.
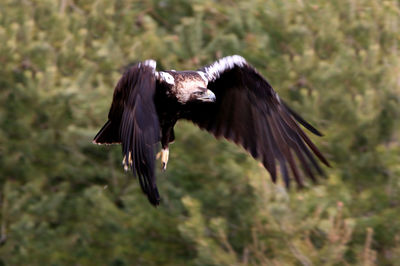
[94,60,161,205]
[184,55,330,187]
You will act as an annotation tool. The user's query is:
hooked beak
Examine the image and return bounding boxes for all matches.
[198,89,216,102]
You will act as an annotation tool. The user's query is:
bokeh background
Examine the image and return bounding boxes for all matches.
[1,0,400,265]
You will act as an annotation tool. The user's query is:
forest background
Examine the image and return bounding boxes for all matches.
[0,0,399,265]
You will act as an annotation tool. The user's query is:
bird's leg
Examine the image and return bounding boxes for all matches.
[122,151,133,171]
[159,124,175,171]
[156,146,169,171]
[160,147,169,171]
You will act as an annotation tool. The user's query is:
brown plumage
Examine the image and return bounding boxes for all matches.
[93,56,330,206]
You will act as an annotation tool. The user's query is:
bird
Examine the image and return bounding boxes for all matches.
[93,55,330,206]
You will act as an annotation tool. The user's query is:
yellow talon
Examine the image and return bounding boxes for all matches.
[128,152,132,166]
[161,148,169,171]
[122,152,132,171]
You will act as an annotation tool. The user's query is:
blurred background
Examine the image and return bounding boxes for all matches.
[0,0,399,265]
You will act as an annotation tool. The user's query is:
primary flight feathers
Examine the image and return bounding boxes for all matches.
[93,55,330,206]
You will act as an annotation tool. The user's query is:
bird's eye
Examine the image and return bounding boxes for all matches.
[193,91,203,96]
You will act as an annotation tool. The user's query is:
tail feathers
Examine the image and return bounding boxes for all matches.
[93,120,121,144]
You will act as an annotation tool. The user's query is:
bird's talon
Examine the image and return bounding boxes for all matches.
[160,148,169,171]
[122,152,132,171]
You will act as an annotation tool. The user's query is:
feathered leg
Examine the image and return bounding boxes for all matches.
[158,125,175,171]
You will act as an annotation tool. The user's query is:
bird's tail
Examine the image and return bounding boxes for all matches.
[93,120,121,144]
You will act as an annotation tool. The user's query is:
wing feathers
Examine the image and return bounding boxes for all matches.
[201,55,247,82]
[278,116,317,182]
[282,101,323,136]
[93,120,121,144]
[271,113,304,186]
[187,56,329,187]
[103,62,161,206]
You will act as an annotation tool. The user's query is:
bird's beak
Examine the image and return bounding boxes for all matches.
[199,89,216,102]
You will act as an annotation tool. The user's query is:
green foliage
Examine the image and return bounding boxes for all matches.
[0,0,399,265]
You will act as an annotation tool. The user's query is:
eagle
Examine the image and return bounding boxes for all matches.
[93,55,330,206]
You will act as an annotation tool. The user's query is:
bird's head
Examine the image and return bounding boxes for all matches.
[191,86,216,103]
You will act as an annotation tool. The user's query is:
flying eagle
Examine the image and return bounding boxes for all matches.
[93,55,330,206]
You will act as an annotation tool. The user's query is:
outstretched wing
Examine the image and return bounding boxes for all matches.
[185,55,330,187]
[94,60,161,205]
